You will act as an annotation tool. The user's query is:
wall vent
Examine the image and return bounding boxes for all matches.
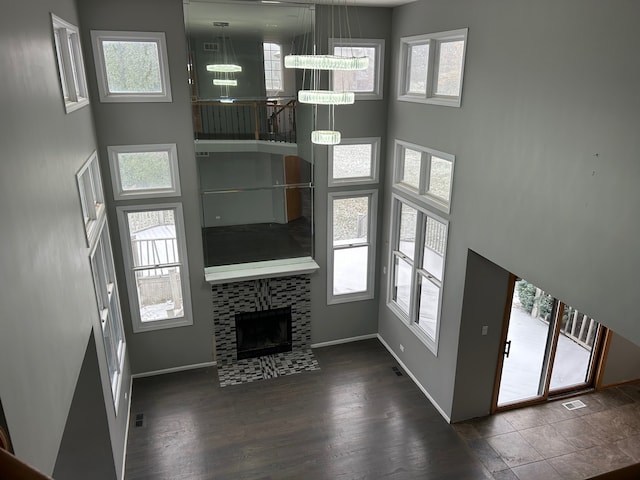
[196,152,210,157]
[562,399,586,411]
[203,42,219,52]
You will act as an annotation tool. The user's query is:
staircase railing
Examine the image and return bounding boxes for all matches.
[192,99,296,143]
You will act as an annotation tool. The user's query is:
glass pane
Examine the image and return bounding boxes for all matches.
[550,308,600,391]
[332,144,373,180]
[333,246,368,295]
[126,209,178,268]
[333,196,369,245]
[416,274,439,341]
[54,31,70,100]
[102,40,162,93]
[117,151,173,192]
[400,148,422,190]
[398,203,417,260]
[428,156,452,201]
[333,46,376,92]
[407,43,429,94]
[102,316,118,380]
[435,40,464,96]
[67,34,80,96]
[136,266,183,322]
[263,43,282,91]
[422,216,447,280]
[393,255,412,316]
[498,280,555,405]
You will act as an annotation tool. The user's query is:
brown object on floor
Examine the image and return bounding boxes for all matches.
[587,463,640,479]
[0,448,52,480]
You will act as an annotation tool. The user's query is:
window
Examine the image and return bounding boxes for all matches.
[90,219,126,410]
[107,144,181,200]
[328,137,380,186]
[388,194,448,354]
[328,191,378,304]
[51,14,89,113]
[91,31,172,102]
[117,204,192,332]
[330,39,384,100]
[398,28,468,107]
[263,42,283,94]
[394,140,454,213]
[76,152,105,247]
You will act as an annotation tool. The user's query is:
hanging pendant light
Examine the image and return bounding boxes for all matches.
[298,90,354,105]
[206,21,242,95]
[285,54,367,71]
[311,130,341,145]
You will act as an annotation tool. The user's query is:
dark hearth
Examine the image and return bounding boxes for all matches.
[235,307,292,360]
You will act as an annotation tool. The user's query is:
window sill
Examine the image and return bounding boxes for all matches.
[205,256,319,285]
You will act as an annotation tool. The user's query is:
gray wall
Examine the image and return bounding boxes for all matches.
[311,5,392,344]
[0,0,129,474]
[380,0,640,421]
[601,333,640,387]
[77,0,214,374]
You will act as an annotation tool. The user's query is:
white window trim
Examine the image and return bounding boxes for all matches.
[76,151,106,247]
[386,193,448,355]
[398,28,468,107]
[117,203,193,333]
[329,38,385,100]
[51,14,90,113]
[91,30,172,103]
[89,216,126,414]
[107,143,181,200]
[263,42,283,95]
[327,190,378,305]
[393,139,454,214]
[328,137,380,187]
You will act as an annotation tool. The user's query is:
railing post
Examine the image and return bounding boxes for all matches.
[253,102,260,140]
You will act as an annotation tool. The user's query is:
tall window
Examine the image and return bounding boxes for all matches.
[330,39,385,100]
[117,204,192,332]
[328,191,378,304]
[398,28,468,107]
[394,140,454,213]
[388,195,448,354]
[51,14,89,113]
[76,152,105,247]
[91,31,172,102]
[263,42,283,94]
[90,219,126,410]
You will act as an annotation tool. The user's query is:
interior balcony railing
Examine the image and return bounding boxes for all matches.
[192,99,297,143]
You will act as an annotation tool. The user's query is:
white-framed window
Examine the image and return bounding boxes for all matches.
[117,204,192,332]
[393,140,454,214]
[91,30,172,103]
[107,144,181,200]
[328,190,378,304]
[328,137,380,186]
[76,152,106,247]
[387,194,448,355]
[330,38,384,100]
[51,14,89,113]
[263,42,283,94]
[89,217,126,412]
[398,28,468,107]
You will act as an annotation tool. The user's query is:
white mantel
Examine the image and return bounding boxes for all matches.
[204,256,319,285]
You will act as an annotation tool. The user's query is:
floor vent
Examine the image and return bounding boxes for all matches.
[562,399,587,411]
[391,366,403,377]
[135,413,144,427]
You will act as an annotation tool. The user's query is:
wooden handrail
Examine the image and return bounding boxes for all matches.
[0,448,53,480]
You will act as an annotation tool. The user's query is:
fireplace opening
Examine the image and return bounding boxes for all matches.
[235,307,292,360]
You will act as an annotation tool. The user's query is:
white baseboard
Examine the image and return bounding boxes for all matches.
[311,333,378,349]
[121,377,133,480]
[132,360,217,379]
[376,334,451,423]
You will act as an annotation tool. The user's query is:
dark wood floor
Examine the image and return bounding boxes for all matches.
[125,339,492,479]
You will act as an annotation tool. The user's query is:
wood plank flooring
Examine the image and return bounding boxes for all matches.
[125,339,492,479]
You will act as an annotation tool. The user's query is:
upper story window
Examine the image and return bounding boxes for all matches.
[76,152,105,247]
[393,140,454,214]
[107,144,181,200]
[263,42,283,94]
[91,31,172,103]
[51,14,89,113]
[329,137,380,186]
[398,28,468,107]
[330,38,385,100]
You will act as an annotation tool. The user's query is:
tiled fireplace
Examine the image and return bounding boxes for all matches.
[211,274,318,386]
